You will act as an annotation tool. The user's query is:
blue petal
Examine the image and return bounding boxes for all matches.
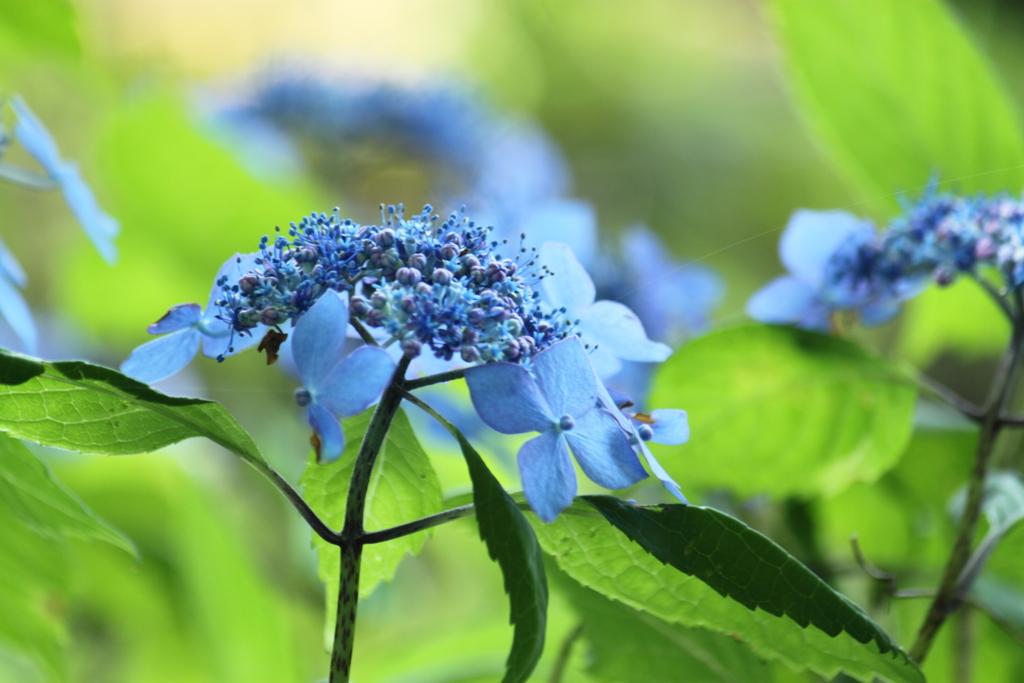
[292,291,350,389]
[52,163,119,265]
[531,336,599,419]
[746,276,831,332]
[586,346,622,379]
[120,329,201,383]
[537,242,595,317]
[648,409,689,446]
[201,326,261,360]
[564,409,647,490]
[148,303,202,334]
[205,252,260,313]
[518,430,577,523]
[780,209,874,290]
[308,402,345,464]
[465,362,554,434]
[636,439,688,505]
[10,96,63,176]
[0,234,27,288]
[578,301,671,363]
[318,346,396,417]
[0,275,37,353]
[522,200,598,267]
[859,296,902,327]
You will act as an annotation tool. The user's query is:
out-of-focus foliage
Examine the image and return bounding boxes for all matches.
[649,324,917,497]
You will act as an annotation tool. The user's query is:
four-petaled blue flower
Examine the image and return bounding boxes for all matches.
[10,96,119,265]
[746,209,902,332]
[291,290,396,463]
[121,253,263,383]
[465,336,649,522]
[538,243,670,378]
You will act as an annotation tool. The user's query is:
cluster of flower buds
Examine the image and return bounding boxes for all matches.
[217,204,573,365]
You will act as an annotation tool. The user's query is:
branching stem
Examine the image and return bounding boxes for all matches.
[910,330,1024,662]
[404,367,467,390]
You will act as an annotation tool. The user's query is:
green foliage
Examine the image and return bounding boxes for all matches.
[648,324,917,497]
[0,349,267,468]
[584,496,914,663]
[771,0,1024,205]
[57,95,324,343]
[451,420,548,683]
[900,279,1010,365]
[0,432,132,554]
[0,0,80,59]
[531,499,923,683]
[553,566,774,682]
[950,471,1024,596]
[300,408,442,640]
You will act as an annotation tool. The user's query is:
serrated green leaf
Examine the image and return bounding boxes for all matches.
[531,499,923,683]
[0,431,134,556]
[771,0,1024,206]
[455,427,548,683]
[0,348,266,467]
[552,564,774,682]
[648,325,917,498]
[300,408,442,640]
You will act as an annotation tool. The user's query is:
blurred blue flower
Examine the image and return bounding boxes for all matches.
[617,226,723,345]
[465,336,648,522]
[291,290,396,463]
[747,209,904,332]
[121,254,264,383]
[538,242,670,378]
[0,233,33,351]
[10,96,119,264]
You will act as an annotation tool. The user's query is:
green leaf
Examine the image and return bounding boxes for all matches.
[532,499,923,683]
[0,506,69,683]
[552,565,774,682]
[0,431,133,556]
[648,324,917,498]
[899,279,1010,365]
[771,0,1024,205]
[950,471,1024,596]
[457,428,548,683]
[0,348,267,467]
[300,408,442,639]
[419,403,548,683]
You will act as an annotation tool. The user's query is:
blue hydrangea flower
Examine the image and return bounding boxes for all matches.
[537,243,670,377]
[10,96,119,265]
[121,254,263,383]
[218,205,573,367]
[291,290,396,463]
[0,259,35,354]
[747,209,904,332]
[616,226,723,345]
[465,336,649,522]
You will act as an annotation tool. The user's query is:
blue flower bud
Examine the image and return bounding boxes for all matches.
[350,296,370,316]
[239,274,259,294]
[370,291,388,309]
[407,253,427,270]
[260,307,284,326]
[401,339,422,357]
[637,423,654,441]
[460,346,481,363]
[432,268,453,286]
[396,267,422,286]
[558,415,575,431]
[295,387,312,407]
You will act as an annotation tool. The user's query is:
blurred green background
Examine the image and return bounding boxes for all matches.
[5,0,1024,681]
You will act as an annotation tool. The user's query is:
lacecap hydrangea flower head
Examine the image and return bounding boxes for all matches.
[124,203,687,520]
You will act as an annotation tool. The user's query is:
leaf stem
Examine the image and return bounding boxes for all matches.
[349,318,378,346]
[362,504,477,544]
[916,374,984,421]
[328,356,410,683]
[403,367,467,390]
[249,460,342,545]
[910,330,1024,662]
[547,623,584,683]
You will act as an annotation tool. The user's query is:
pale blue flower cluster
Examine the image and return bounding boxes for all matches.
[0,96,119,353]
[747,187,1024,331]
